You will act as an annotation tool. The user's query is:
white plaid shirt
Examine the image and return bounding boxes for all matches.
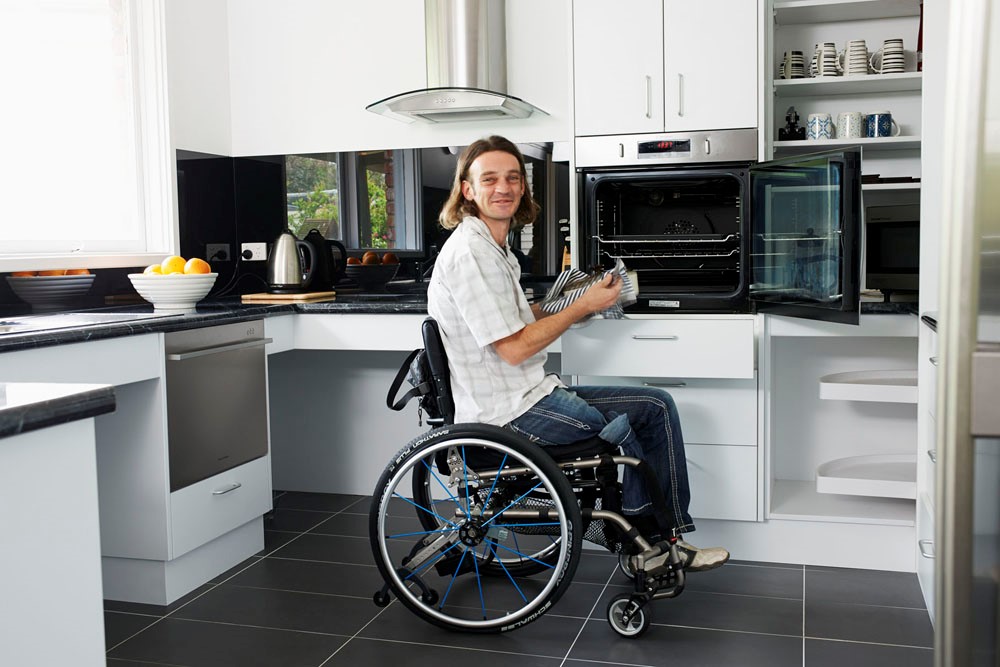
[427,216,562,425]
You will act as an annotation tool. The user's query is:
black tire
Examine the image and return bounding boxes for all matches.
[370,423,582,633]
[607,594,651,638]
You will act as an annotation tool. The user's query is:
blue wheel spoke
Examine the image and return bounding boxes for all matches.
[481,482,544,527]
[391,492,457,528]
[421,459,467,520]
[471,547,487,620]
[438,547,468,610]
[487,538,557,569]
[489,543,527,603]
[481,453,507,511]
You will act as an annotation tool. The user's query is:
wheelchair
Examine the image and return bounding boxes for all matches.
[370,318,688,638]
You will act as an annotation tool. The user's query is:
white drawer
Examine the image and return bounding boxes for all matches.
[686,444,757,522]
[574,375,757,446]
[169,456,272,558]
[562,318,755,379]
[0,334,161,385]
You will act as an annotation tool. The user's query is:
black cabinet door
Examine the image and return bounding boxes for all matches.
[749,147,862,325]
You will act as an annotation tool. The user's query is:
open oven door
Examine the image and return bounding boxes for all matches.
[748,147,862,325]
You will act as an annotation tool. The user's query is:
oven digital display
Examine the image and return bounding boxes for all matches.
[637,139,692,157]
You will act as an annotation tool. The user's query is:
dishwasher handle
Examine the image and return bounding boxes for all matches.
[167,337,273,361]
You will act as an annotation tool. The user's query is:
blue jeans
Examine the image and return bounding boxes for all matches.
[506,386,694,534]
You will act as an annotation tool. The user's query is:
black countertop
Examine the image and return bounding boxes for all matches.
[0,382,116,441]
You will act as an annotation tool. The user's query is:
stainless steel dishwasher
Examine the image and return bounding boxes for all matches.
[165,320,272,492]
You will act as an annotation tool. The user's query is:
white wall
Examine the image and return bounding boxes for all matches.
[166,0,232,155]
[225,0,572,156]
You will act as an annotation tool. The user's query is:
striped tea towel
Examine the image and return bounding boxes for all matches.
[538,258,637,320]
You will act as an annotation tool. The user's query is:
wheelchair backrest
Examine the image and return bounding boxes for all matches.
[421,318,455,426]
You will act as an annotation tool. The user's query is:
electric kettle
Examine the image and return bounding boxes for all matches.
[266,230,316,293]
[302,228,348,291]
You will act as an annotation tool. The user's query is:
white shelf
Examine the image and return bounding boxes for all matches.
[774,136,921,153]
[774,0,920,25]
[819,368,918,402]
[774,72,922,97]
[816,453,917,499]
[769,479,914,525]
[863,182,921,191]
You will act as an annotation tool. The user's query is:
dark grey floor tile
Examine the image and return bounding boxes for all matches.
[268,533,373,565]
[262,507,336,532]
[730,559,805,570]
[548,581,608,619]
[648,562,804,600]
[805,566,926,609]
[171,584,383,636]
[272,491,366,513]
[324,638,562,667]
[107,660,189,666]
[597,583,802,635]
[104,612,161,650]
[806,638,934,666]
[360,601,586,658]
[353,494,434,517]
[208,557,261,584]
[568,618,802,666]
[571,551,617,584]
[104,584,214,616]
[806,599,934,647]
[107,617,346,667]
[225,556,386,599]
[259,530,300,556]
[312,511,422,538]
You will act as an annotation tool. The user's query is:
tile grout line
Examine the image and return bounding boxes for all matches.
[558,560,623,667]
[316,598,399,667]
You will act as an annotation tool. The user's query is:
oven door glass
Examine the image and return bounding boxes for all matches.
[748,147,862,325]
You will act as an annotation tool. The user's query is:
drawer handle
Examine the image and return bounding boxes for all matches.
[918,539,935,559]
[927,449,937,463]
[212,482,242,496]
[632,335,679,341]
[929,356,938,366]
[644,381,687,388]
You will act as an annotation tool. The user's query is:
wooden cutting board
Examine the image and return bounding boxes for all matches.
[241,291,336,303]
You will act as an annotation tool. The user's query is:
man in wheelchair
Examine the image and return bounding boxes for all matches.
[427,135,729,575]
[370,135,729,637]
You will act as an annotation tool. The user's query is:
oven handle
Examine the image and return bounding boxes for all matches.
[167,337,273,361]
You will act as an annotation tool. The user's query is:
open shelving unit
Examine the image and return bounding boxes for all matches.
[769,479,915,525]
[774,72,922,97]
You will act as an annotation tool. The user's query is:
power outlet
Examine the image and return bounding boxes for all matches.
[206,244,231,262]
[241,242,267,261]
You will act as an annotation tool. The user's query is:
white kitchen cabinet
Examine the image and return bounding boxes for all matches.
[573,0,758,137]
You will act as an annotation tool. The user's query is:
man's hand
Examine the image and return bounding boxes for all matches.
[575,273,623,315]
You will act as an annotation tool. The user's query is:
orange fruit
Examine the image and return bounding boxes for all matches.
[11,270,35,277]
[183,257,211,274]
[65,268,90,275]
[160,255,187,275]
[381,252,399,265]
[143,264,163,275]
[38,269,67,276]
[346,257,361,265]
[362,252,380,265]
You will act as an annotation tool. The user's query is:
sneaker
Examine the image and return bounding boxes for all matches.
[676,540,730,572]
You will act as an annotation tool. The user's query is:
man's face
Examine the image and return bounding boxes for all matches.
[462,150,524,227]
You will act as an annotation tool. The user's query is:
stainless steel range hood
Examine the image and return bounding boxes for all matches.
[366,0,546,123]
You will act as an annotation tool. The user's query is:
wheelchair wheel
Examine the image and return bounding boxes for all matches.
[370,423,582,633]
[607,594,651,638]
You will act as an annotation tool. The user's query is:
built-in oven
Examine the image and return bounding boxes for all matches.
[864,203,920,299]
[577,130,863,325]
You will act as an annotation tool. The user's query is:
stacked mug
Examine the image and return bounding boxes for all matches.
[778,51,806,79]
[870,38,905,74]
[810,42,838,77]
[838,40,869,76]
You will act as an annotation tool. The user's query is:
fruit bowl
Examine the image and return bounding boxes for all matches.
[6,274,96,311]
[128,273,218,310]
[344,263,399,292]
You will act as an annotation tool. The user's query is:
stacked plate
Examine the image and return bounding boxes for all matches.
[6,274,96,310]
[128,273,217,310]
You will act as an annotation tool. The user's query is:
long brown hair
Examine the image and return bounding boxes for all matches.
[438,136,541,231]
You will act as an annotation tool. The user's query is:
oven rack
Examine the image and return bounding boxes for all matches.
[592,234,738,244]
[604,249,740,260]
[756,231,842,242]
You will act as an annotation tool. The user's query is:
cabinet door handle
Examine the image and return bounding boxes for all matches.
[632,335,679,340]
[212,482,242,496]
[618,142,625,158]
[167,338,273,361]
[918,539,935,559]
[929,356,938,366]
[704,138,711,155]
[677,73,684,117]
[645,75,652,119]
[644,381,687,388]
[927,449,937,463]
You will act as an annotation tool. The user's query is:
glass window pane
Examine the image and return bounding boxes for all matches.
[285,155,340,240]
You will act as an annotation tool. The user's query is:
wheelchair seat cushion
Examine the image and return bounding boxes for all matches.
[537,434,618,461]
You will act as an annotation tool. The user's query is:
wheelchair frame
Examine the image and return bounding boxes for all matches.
[372,319,688,638]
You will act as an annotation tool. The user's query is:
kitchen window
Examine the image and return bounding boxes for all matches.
[285,150,418,252]
[0,0,173,271]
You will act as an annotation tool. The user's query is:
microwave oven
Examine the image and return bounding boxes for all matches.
[865,203,920,298]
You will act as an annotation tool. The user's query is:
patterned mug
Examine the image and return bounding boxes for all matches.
[866,111,901,138]
[807,113,835,140]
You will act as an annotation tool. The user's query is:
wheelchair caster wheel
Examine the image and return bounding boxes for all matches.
[617,552,637,581]
[607,594,650,638]
[421,589,439,605]
[373,590,391,607]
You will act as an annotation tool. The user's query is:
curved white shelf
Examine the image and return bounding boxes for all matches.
[863,182,921,191]
[819,368,917,403]
[816,453,917,499]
